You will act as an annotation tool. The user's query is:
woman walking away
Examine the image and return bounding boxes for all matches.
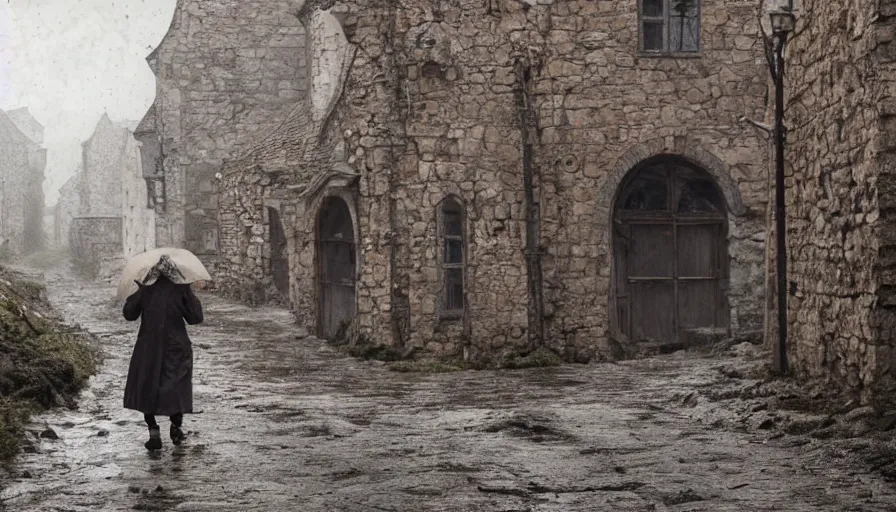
[122,269,204,451]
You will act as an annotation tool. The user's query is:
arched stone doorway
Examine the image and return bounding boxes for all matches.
[317,196,356,339]
[612,157,730,343]
[267,207,289,295]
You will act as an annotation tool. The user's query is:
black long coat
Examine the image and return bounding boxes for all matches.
[122,276,204,416]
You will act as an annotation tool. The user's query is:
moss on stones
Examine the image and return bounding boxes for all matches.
[0,266,99,464]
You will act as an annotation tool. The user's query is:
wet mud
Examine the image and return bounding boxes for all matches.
[2,270,896,511]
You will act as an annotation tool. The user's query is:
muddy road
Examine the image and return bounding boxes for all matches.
[2,270,895,511]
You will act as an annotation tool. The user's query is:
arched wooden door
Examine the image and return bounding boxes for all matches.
[317,197,356,339]
[613,158,729,343]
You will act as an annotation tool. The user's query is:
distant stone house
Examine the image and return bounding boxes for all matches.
[68,115,154,278]
[55,172,80,248]
[80,114,128,218]
[0,109,46,256]
[5,107,45,146]
[121,131,156,258]
[135,0,310,269]
[216,0,771,363]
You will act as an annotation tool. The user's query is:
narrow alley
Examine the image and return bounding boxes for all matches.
[2,269,895,512]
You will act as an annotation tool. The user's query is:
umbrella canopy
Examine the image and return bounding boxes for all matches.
[117,247,212,300]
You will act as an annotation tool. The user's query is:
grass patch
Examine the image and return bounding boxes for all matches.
[0,266,99,465]
[0,398,30,462]
[499,348,565,369]
[340,342,405,362]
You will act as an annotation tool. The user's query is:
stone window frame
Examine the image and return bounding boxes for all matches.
[437,196,466,321]
[638,0,701,55]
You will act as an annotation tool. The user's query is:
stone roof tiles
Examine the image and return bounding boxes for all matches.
[135,103,157,135]
[5,108,44,145]
[0,110,37,148]
[223,99,328,183]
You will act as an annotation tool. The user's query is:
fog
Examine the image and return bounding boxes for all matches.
[0,0,177,205]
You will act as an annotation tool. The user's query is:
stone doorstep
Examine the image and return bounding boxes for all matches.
[638,327,730,356]
[681,327,730,349]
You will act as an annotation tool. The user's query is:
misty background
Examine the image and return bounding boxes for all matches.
[0,0,176,204]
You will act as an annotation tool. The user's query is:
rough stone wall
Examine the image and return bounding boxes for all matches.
[216,3,397,343]
[81,115,127,218]
[217,0,769,361]
[215,5,354,307]
[137,0,308,267]
[69,217,122,279]
[541,1,768,358]
[0,110,45,256]
[388,0,768,360]
[786,0,896,408]
[875,0,896,408]
[217,169,303,306]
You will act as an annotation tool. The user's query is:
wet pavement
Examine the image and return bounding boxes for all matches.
[2,270,896,511]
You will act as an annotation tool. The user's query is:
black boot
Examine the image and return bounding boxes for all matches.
[170,424,186,446]
[144,427,162,451]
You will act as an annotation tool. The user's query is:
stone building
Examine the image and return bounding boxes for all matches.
[80,114,127,218]
[54,172,80,248]
[784,0,896,407]
[121,132,156,258]
[5,108,44,146]
[0,109,46,256]
[136,0,309,268]
[216,0,771,362]
[68,115,154,277]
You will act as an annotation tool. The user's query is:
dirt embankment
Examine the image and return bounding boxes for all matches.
[0,266,99,464]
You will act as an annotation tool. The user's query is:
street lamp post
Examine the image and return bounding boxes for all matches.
[769,6,796,375]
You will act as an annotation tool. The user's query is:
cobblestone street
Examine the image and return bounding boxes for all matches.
[2,271,896,511]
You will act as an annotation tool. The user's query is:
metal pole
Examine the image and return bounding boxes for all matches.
[774,32,789,375]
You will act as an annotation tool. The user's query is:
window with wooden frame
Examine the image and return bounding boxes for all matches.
[439,197,465,318]
[640,0,700,54]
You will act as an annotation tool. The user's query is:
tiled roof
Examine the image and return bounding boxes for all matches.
[223,100,329,184]
[0,110,37,147]
[135,103,157,135]
[5,108,44,144]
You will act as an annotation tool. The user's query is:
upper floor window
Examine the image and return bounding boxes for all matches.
[439,197,465,317]
[640,0,700,53]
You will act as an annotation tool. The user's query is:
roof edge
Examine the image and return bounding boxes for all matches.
[145,0,183,66]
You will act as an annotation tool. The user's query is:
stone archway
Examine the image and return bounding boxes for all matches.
[600,137,747,219]
[612,156,730,343]
[316,196,356,339]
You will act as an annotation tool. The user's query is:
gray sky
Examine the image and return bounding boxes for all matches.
[0,0,176,205]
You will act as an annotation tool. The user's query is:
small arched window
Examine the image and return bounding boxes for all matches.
[439,197,465,317]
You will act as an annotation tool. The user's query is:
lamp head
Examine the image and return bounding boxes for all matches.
[770,9,796,36]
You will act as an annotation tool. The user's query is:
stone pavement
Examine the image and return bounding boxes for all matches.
[1,271,895,511]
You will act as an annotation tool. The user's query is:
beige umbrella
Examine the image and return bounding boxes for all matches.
[117,247,212,300]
